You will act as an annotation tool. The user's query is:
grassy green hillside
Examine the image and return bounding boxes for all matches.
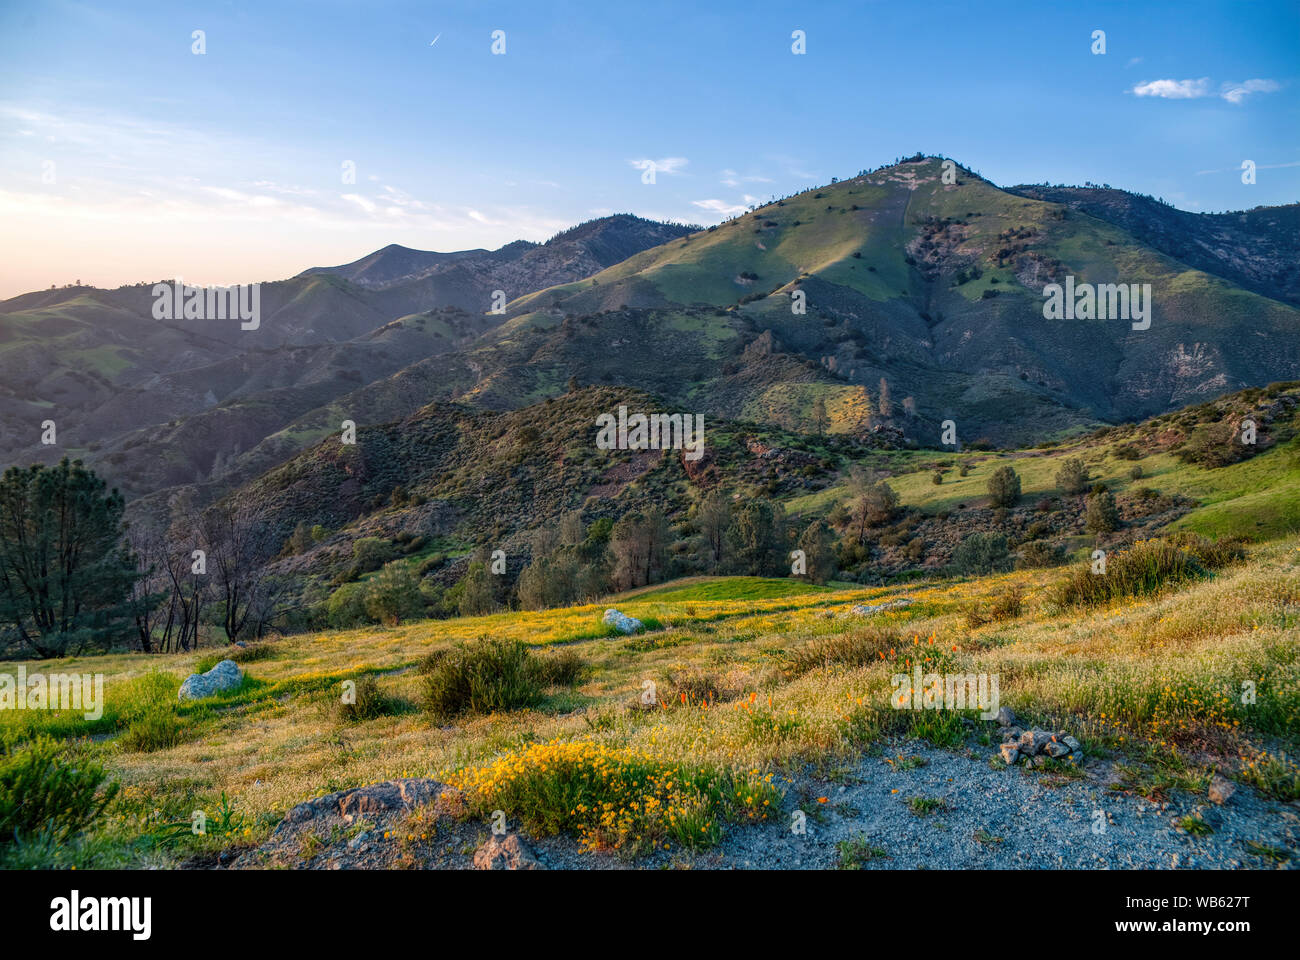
[497,157,1300,444]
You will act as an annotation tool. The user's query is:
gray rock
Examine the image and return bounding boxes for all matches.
[996,707,1015,727]
[603,608,644,634]
[999,743,1020,764]
[1208,777,1236,805]
[1062,735,1081,751]
[1068,750,1084,764]
[848,598,914,617]
[474,833,543,870]
[1044,741,1071,759]
[177,659,243,701]
[1019,730,1054,756]
[281,777,454,828]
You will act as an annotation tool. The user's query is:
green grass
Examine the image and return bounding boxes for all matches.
[780,429,1300,544]
[906,796,948,817]
[618,576,835,603]
[837,833,888,868]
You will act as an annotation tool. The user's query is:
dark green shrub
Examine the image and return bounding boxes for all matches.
[950,533,1011,575]
[987,466,1020,507]
[335,674,403,723]
[1017,540,1066,568]
[1085,490,1121,533]
[420,638,580,720]
[326,581,372,628]
[1177,422,1255,468]
[352,537,398,575]
[1055,457,1090,495]
[0,734,118,848]
[364,561,424,626]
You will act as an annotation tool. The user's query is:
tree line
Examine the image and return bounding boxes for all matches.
[0,460,283,659]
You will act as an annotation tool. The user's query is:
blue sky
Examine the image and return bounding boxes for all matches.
[1,0,1296,297]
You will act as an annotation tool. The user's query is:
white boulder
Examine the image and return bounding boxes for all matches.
[178,659,243,701]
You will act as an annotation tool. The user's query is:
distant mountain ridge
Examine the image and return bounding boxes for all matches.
[299,215,697,295]
[0,214,695,499]
[1004,184,1300,307]
[3,159,1299,533]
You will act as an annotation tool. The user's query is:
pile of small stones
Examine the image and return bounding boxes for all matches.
[994,709,1084,767]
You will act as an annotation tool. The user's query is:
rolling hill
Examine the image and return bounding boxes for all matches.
[0,215,693,498]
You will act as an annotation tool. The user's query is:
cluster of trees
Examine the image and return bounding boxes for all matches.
[512,495,837,613]
[0,460,283,659]
[319,491,845,627]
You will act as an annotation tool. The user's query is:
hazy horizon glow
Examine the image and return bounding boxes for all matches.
[1,0,1296,299]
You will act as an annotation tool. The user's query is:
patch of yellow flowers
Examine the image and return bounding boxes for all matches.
[446,739,780,853]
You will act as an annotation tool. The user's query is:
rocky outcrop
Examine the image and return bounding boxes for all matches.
[603,608,644,634]
[177,660,243,701]
[473,834,544,870]
[279,778,456,828]
[848,598,913,616]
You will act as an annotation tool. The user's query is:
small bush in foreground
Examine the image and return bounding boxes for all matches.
[1238,750,1300,801]
[0,734,118,849]
[837,834,888,868]
[420,638,581,720]
[335,674,405,723]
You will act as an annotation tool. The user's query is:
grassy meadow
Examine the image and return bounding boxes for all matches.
[3,528,1297,866]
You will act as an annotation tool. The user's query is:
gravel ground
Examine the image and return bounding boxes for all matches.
[232,738,1298,870]
[685,739,1299,870]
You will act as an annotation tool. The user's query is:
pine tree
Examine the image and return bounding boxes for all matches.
[796,519,836,584]
[987,465,1021,507]
[812,396,828,435]
[0,459,139,657]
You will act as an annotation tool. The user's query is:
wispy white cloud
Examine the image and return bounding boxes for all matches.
[691,194,761,219]
[1219,78,1280,104]
[720,168,773,188]
[1129,76,1280,104]
[1131,77,1211,99]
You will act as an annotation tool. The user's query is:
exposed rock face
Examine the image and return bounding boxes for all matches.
[280,778,455,828]
[473,833,544,870]
[848,598,913,616]
[603,608,644,634]
[177,660,243,701]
